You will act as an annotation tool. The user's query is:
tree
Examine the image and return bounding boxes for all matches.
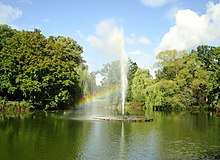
[145,82,164,110]
[195,45,220,108]
[98,60,121,105]
[153,49,214,110]
[0,28,86,109]
[174,52,207,108]
[131,68,152,104]
[0,24,16,51]
[155,50,187,80]
[99,60,121,87]
[0,29,47,101]
[55,36,84,65]
[86,72,97,95]
[145,80,179,110]
[126,59,138,102]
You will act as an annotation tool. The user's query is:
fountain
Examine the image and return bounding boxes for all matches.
[120,32,128,116]
[67,25,153,122]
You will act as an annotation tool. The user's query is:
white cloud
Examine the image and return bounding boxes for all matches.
[87,19,153,72]
[140,0,172,8]
[87,19,125,59]
[139,37,151,45]
[125,33,151,46]
[0,2,22,24]
[157,2,220,52]
[165,6,181,20]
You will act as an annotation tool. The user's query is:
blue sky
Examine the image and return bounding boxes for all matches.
[0,0,220,75]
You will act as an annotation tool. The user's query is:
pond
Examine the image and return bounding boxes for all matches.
[0,110,220,160]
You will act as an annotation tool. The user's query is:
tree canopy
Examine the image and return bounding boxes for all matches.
[143,46,219,111]
[0,25,89,110]
[1,24,219,112]
[96,45,219,112]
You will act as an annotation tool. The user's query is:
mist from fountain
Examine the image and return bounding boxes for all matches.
[120,49,128,115]
[116,27,128,116]
[68,21,129,119]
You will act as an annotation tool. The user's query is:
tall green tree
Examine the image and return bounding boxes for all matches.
[126,59,138,102]
[0,28,85,109]
[0,24,16,51]
[98,60,121,104]
[131,68,152,104]
[155,50,187,80]
[0,29,47,101]
[145,80,179,110]
[86,72,97,95]
[195,45,220,107]
[153,49,213,110]
[99,60,121,87]
[174,52,210,108]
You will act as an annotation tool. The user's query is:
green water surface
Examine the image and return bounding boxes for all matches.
[0,111,220,160]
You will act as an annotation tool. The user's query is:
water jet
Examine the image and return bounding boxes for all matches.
[67,26,153,122]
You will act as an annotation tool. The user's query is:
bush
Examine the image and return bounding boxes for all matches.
[19,100,34,109]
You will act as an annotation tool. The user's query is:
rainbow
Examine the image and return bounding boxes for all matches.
[75,85,121,110]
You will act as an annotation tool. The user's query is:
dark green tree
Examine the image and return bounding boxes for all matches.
[145,79,179,111]
[153,49,213,110]
[155,50,187,80]
[98,60,121,87]
[0,28,85,109]
[0,24,16,51]
[98,60,121,105]
[195,45,220,108]
[126,59,138,102]
[131,68,152,104]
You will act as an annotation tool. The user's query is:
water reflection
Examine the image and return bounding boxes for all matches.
[0,111,220,159]
[119,122,125,160]
[0,111,88,160]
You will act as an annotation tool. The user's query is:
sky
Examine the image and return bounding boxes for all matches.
[1,0,220,76]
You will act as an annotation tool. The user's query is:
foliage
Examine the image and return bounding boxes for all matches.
[126,59,138,102]
[131,68,152,104]
[96,46,219,112]
[131,47,219,112]
[157,47,218,110]
[194,45,220,107]
[98,60,121,87]
[19,100,34,109]
[2,25,218,112]
[0,25,87,110]
[155,50,187,80]
[97,60,121,104]
[0,24,16,51]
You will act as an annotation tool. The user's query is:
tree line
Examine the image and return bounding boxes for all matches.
[98,46,219,112]
[0,24,94,110]
[130,46,219,111]
[0,24,219,111]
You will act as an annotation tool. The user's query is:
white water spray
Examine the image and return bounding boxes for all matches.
[119,28,128,116]
[120,50,128,115]
[87,20,128,116]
